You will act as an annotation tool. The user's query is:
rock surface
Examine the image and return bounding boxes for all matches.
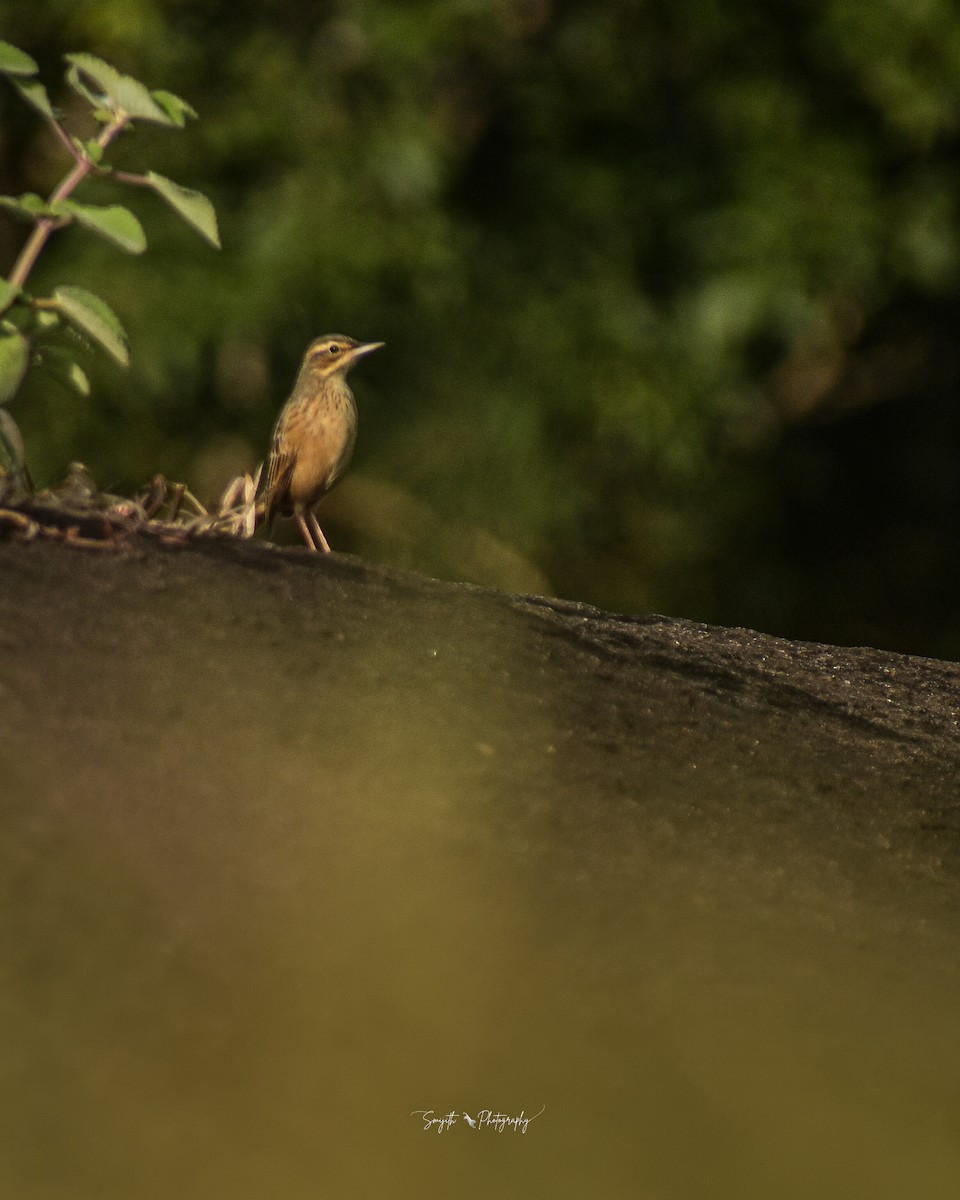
[1,536,958,1199]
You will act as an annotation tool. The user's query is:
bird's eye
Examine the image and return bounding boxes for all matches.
[327,343,341,355]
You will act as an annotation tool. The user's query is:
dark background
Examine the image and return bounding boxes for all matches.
[4,0,960,657]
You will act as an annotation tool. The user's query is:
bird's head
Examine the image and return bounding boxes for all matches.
[303,334,384,379]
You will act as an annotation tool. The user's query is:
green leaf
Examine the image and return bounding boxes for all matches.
[7,306,62,336]
[38,346,91,396]
[2,305,61,339]
[64,53,174,125]
[0,193,54,222]
[54,200,147,254]
[51,286,129,366]
[151,89,197,127]
[64,63,102,110]
[10,77,57,122]
[144,171,220,248]
[0,328,30,403]
[0,404,32,498]
[1,304,31,332]
[69,135,105,165]
[0,279,20,317]
[0,193,47,212]
[0,40,37,76]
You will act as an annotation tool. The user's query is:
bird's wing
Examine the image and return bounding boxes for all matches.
[258,434,295,524]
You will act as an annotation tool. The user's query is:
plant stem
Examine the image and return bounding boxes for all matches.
[6,117,127,290]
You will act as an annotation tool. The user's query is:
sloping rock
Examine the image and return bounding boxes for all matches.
[1,536,958,1199]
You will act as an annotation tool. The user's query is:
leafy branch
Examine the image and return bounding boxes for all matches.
[0,40,219,492]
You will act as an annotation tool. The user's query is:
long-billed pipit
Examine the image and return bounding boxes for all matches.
[258,334,383,552]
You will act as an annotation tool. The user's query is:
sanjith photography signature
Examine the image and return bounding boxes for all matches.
[410,1106,545,1134]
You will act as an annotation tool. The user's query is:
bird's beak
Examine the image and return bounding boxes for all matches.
[339,340,384,372]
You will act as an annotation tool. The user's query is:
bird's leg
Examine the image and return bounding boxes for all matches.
[306,510,332,553]
[294,506,319,552]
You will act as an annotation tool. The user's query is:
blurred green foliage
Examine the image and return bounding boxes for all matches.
[3,0,960,656]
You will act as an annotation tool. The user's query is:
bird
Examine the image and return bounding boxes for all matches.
[257,334,383,552]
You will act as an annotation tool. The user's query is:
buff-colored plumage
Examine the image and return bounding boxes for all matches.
[259,334,383,552]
